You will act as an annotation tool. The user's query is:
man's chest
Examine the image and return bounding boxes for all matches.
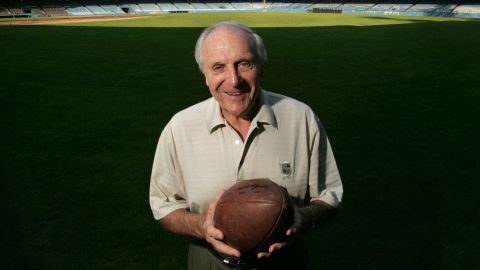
[175,125,311,212]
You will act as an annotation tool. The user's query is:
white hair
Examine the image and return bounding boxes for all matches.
[194,21,268,73]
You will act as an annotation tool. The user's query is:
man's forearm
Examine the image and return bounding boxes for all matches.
[158,208,205,239]
[309,200,338,228]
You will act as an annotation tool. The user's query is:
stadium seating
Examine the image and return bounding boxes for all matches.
[174,3,197,11]
[368,4,413,12]
[137,3,161,12]
[1,1,479,18]
[100,4,125,14]
[310,2,343,9]
[191,2,213,10]
[29,7,46,16]
[343,2,375,12]
[454,5,480,14]
[206,2,236,10]
[157,2,178,11]
[43,6,69,16]
[290,3,314,10]
[0,6,11,16]
[230,2,254,10]
[67,6,94,15]
[127,3,143,13]
[452,4,480,17]
[5,6,23,15]
[85,5,111,15]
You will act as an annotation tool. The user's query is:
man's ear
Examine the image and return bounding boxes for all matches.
[258,65,265,78]
[205,76,209,87]
[255,61,263,75]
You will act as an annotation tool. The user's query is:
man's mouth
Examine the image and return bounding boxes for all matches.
[225,91,244,96]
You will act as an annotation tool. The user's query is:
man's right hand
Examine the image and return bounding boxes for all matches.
[202,190,241,257]
[158,190,241,257]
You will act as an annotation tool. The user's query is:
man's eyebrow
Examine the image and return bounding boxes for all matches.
[208,56,254,67]
[210,61,224,67]
[237,57,254,63]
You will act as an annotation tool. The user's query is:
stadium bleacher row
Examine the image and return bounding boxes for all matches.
[1,1,479,18]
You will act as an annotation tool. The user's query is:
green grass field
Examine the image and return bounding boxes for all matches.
[1,13,479,270]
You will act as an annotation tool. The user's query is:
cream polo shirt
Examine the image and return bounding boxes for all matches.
[149,90,343,220]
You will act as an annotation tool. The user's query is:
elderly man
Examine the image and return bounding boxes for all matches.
[149,22,343,270]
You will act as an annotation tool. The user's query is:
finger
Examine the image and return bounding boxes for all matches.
[286,227,295,236]
[210,239,241,257]
[268,242,287,253]
[203,190,226,238]
[257,252,271,259]
[205,226,224,240]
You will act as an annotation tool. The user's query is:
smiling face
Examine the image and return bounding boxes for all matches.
[201,26,261,122]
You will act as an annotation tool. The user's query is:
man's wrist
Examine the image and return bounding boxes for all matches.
[306,205,316,229]
[308,201,338,228]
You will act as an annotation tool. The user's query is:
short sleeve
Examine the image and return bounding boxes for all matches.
[149,121,188,220]
[308,114,343,207]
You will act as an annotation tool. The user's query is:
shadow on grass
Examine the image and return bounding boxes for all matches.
[1,20,479,270]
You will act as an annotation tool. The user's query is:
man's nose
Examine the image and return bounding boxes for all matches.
[227,67,241,87]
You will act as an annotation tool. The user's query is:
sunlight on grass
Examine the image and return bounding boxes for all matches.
[57,13,475,27]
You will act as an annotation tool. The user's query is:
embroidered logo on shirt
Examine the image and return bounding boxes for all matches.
[280,161,293,178]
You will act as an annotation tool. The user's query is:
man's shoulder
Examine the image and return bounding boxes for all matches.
[263,90,322,132]
[264,90,313,114]
[163,98,213,134]
[171,98,212,122]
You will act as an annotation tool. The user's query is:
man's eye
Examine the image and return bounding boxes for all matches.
[212,65,224,72]
[238,62,253,70]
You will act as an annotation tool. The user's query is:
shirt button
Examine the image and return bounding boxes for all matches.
[234,140,240,145]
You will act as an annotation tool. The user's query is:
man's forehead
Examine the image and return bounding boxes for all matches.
[203,26,251,50]
[208,25,249,38]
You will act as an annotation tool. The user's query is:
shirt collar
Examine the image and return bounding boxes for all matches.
[205,89,278,133]
[206,97,225,132]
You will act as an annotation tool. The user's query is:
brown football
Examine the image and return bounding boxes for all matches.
[214,178,294,254]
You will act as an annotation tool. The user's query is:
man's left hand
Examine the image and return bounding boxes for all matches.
[256,204,313,259]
